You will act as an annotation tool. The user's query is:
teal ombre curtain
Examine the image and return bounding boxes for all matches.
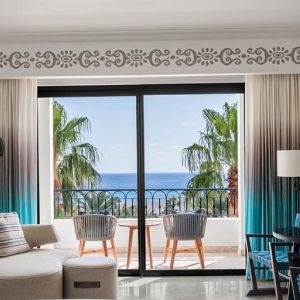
[245,74,300,279]
[0,79,37,224]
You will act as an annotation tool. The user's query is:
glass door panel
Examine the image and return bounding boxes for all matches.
[144,93,242,271]
[52,96,138,270]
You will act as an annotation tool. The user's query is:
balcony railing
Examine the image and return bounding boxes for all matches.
[54,188,238,219]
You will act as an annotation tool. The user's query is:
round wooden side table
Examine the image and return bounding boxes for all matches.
[118,220,161,269]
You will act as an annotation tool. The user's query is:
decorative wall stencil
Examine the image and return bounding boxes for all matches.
[0,46,300,70]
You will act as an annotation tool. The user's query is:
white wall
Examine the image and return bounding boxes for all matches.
[238,94,245,254]
[53,217,239,251]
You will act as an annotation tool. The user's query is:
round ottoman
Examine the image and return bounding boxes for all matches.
[63,256,118,299]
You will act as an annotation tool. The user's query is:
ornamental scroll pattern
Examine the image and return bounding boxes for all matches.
[0,46,300,69]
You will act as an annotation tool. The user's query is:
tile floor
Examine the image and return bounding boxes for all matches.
[119,276,285,300]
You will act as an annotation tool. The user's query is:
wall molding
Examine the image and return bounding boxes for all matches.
[1,27,300,43]
[1,37,300,78]
[1,46,300,70]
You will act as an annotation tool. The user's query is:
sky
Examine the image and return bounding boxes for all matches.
[55,93,240,174]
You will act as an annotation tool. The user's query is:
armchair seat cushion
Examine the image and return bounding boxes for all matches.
[249,250,289,268]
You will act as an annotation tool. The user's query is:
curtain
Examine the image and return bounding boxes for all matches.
[245,74,300,279]
[0,79,37,224]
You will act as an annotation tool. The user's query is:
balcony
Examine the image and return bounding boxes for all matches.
[54,187,238,218]
[52,187,244,270]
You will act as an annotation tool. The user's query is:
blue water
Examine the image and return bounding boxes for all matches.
[99,172,194,190]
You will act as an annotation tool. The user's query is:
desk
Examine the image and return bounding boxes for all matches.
[119,220,161,269]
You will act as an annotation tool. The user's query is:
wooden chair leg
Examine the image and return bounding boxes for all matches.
[270,243,284,300]
[170,239,178,270]
[163,239,170,263]
[247,256,259,294]
[271,264,283,300]
[102,240,108,257]
[199,239,205,260]
[110,239,118,261]
[146,226,153,269]
[78,240,85,257]
[127,227,134,269]
[245,235,258,294]
[195,239,205,269]
[199,239,205,268]
[78,241,82,256]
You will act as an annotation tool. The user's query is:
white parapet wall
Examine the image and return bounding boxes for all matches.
[53,217,239,253]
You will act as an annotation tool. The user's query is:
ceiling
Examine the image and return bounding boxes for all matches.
[0,0,300,40]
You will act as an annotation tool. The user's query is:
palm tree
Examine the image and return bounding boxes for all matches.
[53,101,101,212]
[182,102,238,216]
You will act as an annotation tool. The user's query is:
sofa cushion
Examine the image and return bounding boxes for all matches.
[0,249,77,279]
[0,212,30,257]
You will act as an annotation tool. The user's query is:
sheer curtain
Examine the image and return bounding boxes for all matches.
[0,79,37,224]
[245,74,300,278]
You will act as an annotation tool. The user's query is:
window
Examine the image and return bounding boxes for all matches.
[38,83,245,276]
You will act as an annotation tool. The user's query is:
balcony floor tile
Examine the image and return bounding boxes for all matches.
[59,249,244,270]
[117,252,244,270]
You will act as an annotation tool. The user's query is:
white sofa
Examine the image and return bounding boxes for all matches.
[0,225,77,300]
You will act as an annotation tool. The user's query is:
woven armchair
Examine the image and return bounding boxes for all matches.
[73,214,118,260]
[163,213,207,270]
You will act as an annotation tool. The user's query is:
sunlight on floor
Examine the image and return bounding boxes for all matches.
[118,253,245,270]
[59,248,245,270]
[116,252,244,270]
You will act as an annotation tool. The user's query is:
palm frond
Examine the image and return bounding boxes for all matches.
[53,101,101,190]
[182,101,238,189]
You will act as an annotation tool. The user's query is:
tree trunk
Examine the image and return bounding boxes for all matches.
[227,165,238,217]
[53,145,62,190]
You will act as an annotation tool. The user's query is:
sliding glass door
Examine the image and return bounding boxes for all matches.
[144,93,242,271]
[39,83,244,276]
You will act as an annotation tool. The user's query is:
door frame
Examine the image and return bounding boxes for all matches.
[38,83,245,276]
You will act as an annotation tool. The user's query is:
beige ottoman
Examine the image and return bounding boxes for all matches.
[63,257,118,299]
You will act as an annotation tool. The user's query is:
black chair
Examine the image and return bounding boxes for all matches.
[288,252,300,300]
[269,242,292,300]
[245,234,291,298]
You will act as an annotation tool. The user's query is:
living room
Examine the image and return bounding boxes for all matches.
[1,1,300,299]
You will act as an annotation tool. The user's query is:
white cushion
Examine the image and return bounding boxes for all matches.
[0,249,77,279]
[63,256,116,269]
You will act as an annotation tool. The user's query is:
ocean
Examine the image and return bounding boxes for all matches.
[99,172,195,190]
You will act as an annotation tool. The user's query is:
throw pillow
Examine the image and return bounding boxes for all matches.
[0,212,30,257]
